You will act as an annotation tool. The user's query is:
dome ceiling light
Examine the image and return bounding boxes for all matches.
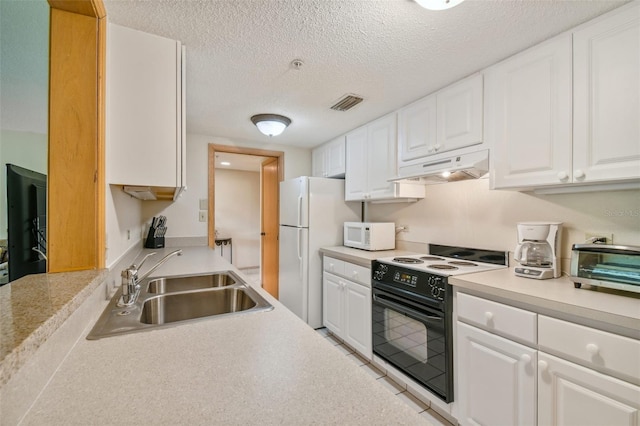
[251,114,292,137]
[415,0,465,11]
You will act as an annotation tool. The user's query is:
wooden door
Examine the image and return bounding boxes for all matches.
[261,157,279,298]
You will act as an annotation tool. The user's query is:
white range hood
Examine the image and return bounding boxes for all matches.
[391,150,489,184]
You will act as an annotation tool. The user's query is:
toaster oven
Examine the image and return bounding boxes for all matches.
[570,244,640,293]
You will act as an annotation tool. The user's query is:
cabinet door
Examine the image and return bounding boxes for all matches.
[398,95,437,163]
[367,114,397,200]
[311,145,326,177]
[107,24,181,187]
[457,322,537,426]
[573,3,640,183]
[538,352,640,426]
[326,137,346,178]
[436,74,483,154]
[345,126,368,201]
[322,273,344,335]
[488,34,573,189]
[344,280,372,359]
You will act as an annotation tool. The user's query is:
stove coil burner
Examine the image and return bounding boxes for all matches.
[393,257,424,264]
[420,256,445,261]
[448,261,478,267]
[429,264,459,270]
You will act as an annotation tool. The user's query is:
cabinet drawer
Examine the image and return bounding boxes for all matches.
[344,263,371,287]
[539,315,640,384]
[323,257,345,276]
[457,293,537,346]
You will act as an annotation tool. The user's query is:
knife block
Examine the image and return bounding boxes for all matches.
[144,226,165,249]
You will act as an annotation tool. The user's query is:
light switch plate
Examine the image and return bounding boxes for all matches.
[199,199,208,210]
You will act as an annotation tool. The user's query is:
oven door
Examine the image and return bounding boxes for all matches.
[372,287,453,403]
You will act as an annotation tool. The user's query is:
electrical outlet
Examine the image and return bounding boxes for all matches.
[199,211,207,222]
[397,225,409,233]
[585,232,613,244]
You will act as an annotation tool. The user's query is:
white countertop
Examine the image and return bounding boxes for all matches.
[451,266,640,338]
[19,247,429,425]
[320,246,418,267]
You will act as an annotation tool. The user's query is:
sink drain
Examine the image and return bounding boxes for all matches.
[116,310,131,316]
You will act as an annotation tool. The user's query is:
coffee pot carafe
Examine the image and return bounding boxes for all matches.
[514,222,562,279]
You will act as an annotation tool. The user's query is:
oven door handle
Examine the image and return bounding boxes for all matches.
[373,293,444,326]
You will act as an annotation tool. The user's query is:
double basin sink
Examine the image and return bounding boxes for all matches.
[87,271,273,339]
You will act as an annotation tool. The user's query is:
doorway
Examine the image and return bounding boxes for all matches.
[208,144,283,298]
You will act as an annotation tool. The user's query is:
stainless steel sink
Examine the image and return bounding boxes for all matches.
[147,273,237,294]
[141,287,256,324]
[87,272,272,340]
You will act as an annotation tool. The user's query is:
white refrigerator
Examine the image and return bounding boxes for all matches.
[279,177,360,328]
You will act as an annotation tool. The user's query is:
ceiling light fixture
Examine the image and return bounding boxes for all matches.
[415,0,465,11]
[250,114,291,137]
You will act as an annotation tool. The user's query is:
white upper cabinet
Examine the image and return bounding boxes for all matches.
[398,74,483,170]
[107,23,186,200]
[487,34,573,189]
[345,114,424,202]
[573,4,640,184]
[490,2,639,191]
[312,136,346,178]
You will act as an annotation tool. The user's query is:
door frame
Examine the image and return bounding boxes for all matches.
[207,144,284,281]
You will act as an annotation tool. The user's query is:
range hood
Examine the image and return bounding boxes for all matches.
[391,150,489,184]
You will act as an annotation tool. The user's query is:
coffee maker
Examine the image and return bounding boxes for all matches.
[514,222,562,279]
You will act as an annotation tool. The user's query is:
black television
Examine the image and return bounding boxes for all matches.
[6,164,47,283]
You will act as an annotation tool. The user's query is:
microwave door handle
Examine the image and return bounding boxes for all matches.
[373,294,443,326]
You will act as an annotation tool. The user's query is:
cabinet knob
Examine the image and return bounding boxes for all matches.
[520,354,532,364]
[538,360,548,372]
[586,343,599,355]
[557,171,569,181]
[484,311,494,322]
[574,169,585,179]
[434,144,442,152]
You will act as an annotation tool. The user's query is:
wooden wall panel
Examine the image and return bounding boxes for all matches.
[48,8,99,271]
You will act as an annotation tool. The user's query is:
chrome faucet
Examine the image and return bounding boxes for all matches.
[118,249,183,307]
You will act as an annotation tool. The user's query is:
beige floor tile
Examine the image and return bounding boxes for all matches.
[376,376,405,395]
[396,391,430,413]
[420,408,454,426]
[333,343,354,356]
[345,352,368,367]
[360,363,385,380]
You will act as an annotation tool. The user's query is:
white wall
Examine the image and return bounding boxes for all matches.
[0,130,47,240]
[369,177,640,270]
[215,169,260,268]
[141,132,311,239]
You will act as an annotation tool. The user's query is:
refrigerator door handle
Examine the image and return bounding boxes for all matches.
[297,228,303,278]
[297,195,303,227]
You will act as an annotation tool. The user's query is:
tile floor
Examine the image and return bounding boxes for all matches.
[316,328,455,426]
[242,270,454,425]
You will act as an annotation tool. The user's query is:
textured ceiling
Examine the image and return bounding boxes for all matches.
[103,0,628,148]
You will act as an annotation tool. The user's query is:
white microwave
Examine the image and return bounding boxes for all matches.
[343,222,396,251]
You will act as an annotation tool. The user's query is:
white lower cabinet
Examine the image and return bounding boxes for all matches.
[538,352,640,426]
[455,292,640,426]
[456,293,537,426]
[457,323,537,426]
[322,256,372,359]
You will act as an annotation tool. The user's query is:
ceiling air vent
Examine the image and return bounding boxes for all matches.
[330,94,364,111]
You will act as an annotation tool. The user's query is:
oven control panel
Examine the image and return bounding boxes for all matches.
[373,261,447,302]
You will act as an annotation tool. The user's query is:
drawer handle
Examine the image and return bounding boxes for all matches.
[538,360,548,372]
[484,311,494,322]
[586,343,599,356]
[520,354,531,364]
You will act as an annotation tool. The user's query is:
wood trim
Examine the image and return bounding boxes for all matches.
[48,0,106,18]
[207,144,284,248]
[47,1,106,271]
[96,15,106,268]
